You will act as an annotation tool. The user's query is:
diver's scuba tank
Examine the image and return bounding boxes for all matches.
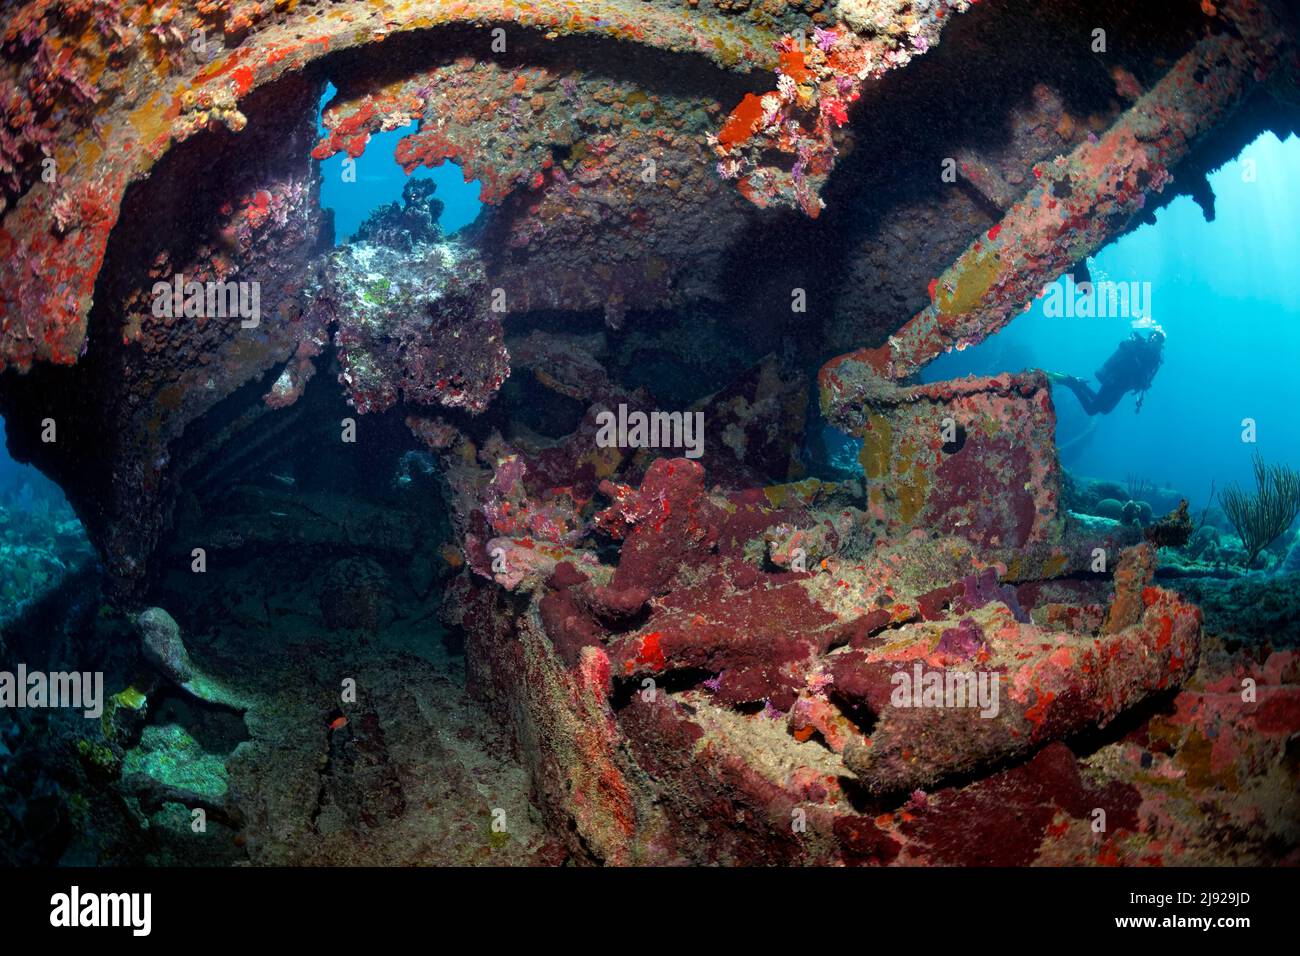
[1094,338,1135,387]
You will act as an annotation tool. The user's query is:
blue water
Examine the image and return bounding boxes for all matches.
[0,421,65,505]
[316,84,484,243]
[922,131,1300,509]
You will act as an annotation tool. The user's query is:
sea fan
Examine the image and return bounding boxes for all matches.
[1219,451,1300,568]
[1125,472,1154,502]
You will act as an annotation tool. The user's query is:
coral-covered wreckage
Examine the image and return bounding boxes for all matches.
[1,0,1298,865]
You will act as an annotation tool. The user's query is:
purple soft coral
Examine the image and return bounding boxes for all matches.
[954,566,1030,623]
[936,617,987,660]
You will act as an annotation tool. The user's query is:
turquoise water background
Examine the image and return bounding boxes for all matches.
[316,84,484,243]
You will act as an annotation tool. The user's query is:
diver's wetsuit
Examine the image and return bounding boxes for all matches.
[1058,375,1127,415]
[1056,334,1163,416]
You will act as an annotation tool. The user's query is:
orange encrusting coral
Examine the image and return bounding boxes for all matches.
[717,93,766,148]
[778,47,813,84]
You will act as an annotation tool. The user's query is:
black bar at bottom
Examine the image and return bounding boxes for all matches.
[0,865,1292,942]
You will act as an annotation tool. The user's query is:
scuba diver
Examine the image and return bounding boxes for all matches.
[1048,330,1165,415]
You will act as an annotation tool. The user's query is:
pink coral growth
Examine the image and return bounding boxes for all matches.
[713,4,969,216]
[0,0,137,210]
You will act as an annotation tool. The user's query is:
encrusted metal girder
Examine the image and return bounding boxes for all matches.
[817,29,1271,386]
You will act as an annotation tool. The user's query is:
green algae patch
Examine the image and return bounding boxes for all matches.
[487,824,510,850]
[76,738,120,777]
[896,474,929,525]
[101,685,149,740]
[763,477,824,509]
[937,250,1001,318]
[123,724,229,800]
[363,276,394,306]
[114,686,148,710]
[858,414,892,480]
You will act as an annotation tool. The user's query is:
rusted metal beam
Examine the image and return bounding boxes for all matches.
[818,30,1268,392]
